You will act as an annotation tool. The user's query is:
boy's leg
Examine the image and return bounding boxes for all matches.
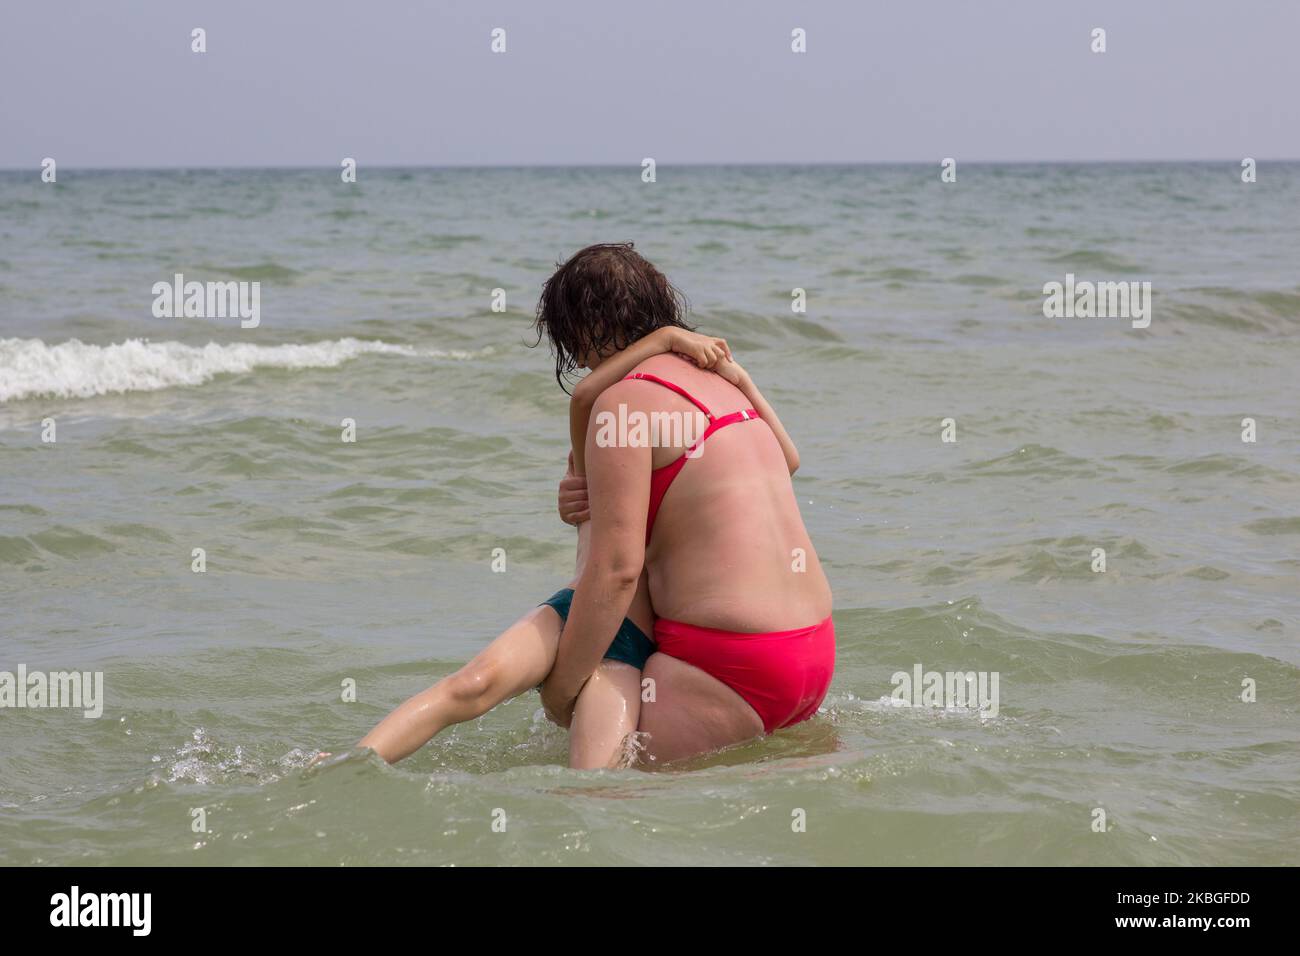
[568,660,643,770]
[358,605,564,764]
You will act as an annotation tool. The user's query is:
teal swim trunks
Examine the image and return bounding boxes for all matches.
[538,588,656,670]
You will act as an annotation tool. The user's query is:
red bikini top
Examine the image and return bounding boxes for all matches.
[623,372,761,544]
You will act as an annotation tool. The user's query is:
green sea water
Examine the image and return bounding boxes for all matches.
[0,164,1297,865]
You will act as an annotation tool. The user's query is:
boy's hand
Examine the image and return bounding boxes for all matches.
[668,329,731,370]
[558,452,590,525]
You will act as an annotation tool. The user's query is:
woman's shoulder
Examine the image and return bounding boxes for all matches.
[628,352,734,393]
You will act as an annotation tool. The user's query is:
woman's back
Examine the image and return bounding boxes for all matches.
[623,354,832,632]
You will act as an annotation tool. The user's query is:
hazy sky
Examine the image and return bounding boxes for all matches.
[2,0,1297,168]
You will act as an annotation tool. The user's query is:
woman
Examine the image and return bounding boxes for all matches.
[537,243,835,764]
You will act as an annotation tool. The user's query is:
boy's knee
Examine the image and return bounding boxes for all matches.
[446,658,499,707]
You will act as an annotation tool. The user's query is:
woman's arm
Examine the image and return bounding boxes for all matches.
[542,382,653,727]
[568,327,729,474]
[717,358,800,475]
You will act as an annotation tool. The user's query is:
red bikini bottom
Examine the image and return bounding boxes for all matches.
[653,615,836,734]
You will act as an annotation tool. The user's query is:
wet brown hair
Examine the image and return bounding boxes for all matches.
[533,242,692,391]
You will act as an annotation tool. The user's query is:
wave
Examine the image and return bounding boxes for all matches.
[685,218,813,234]
[1165,287,1300,333]
[197,262,302,282]
[1045,249,1144,272]
[0,337,476,403]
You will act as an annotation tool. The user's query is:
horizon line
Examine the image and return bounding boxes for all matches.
[2,157,1297,173]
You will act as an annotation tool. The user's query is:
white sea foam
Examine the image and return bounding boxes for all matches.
[0,337,475,402]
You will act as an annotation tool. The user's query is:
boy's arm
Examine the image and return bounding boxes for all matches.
[719,359,800,475]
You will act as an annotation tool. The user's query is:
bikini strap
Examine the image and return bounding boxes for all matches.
[623,373,715,421]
